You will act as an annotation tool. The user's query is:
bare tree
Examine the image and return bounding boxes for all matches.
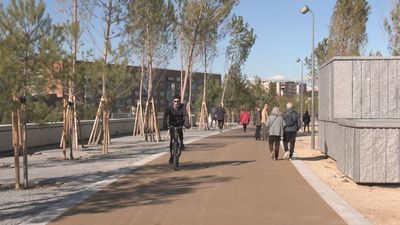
[127,0,175,141]
[196,0,235,129]
[85,0,127,153]
[57,0,80,159]
[175,0,236,125]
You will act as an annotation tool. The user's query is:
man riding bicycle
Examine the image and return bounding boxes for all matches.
[163,95,190,164]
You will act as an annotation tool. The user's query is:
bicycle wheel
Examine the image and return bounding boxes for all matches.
[172,139,180,170]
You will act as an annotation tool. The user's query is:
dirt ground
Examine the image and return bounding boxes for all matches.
[295,134,400,225]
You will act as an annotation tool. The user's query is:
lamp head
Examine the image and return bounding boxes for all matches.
[296,58,301,63]
[300,5,310,14]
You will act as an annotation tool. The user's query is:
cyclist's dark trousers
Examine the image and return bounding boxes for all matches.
[169,128,183,154]
[283,131,297,157]
[242,124,247,132]
[218,120,224,129]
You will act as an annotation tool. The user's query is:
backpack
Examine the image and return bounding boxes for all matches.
[283,112,297,128]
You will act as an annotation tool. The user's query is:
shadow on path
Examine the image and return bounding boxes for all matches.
[51,159,253,220]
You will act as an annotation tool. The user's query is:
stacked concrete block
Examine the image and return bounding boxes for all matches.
[318,57,400,183]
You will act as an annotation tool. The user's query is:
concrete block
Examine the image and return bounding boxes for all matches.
[354,129,360,182]
[329,64,334,121]
[318,65,331,121]
[386,129,400,182]
[343,127,349,175]
[397,61,400,118]
[379,60,388,118]
[352,61,362,118]
[360,129,373,182]
[329,122,336,159]
[334,61,353,119]
[373,129,386,182]
[346,127,356,179]
[319,121,324,153]
[337,125,346,171]
[361,60,371,118]
[388,61,397,118]
[370,61,380,118]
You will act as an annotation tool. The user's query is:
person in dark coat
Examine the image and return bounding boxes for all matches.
[302,111,310,132]
[282,102,302,160]
[163,95,190,164]
[215,103,225,133]
[253,107,262,140]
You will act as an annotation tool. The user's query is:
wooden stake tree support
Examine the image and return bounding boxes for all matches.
[144,97,161,142]
[133,50,145,136]
[60,0,78,159]
[87,96,110,153]
[87,0,113,154]
[133,100,144,136]
[198,43,210,131]
[60,96,77,159]
[198,101,209,130]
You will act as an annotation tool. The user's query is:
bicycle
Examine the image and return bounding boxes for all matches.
[169,126,183,170]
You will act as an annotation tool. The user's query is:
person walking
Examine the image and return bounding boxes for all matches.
[303,111,310,132]
[282,102,302,160]
[261,103,269,140]
[239,109,250,132]
[266,107,285,160]
[215,103,225,133]
[253,107,262,140]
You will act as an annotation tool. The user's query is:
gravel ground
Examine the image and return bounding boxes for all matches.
[0,127,226,225]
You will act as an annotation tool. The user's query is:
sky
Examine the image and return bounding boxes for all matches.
[222,0,391,82]
[2,0,393,83]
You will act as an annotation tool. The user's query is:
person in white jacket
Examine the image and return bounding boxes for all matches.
[261,103,269,140]
[266,107,285,160]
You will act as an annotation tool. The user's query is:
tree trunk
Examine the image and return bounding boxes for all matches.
[181,39,195,103]
[21,60,28,189]
[11,98,21,189]
[95,0,112,153]
[199,43,208,130]
[221,75,228,106]
[180,3,205,103]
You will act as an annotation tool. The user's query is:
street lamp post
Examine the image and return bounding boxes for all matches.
[296,58,304,120]
[300,5,316,149]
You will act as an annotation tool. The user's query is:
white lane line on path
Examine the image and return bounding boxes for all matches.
[291,160,373,225]
[22,126,238,225]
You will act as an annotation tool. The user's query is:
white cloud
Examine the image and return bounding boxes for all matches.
[266,75,285,81]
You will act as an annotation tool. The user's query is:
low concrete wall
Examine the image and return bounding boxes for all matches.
[320,120,400,183]
[0,119,138,152]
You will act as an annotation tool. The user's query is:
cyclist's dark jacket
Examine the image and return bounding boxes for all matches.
[163,103,189,128]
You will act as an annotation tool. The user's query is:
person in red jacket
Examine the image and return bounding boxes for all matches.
[239,109,250,132]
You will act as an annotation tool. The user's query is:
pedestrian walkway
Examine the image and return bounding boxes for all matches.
[30,128,349,225]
